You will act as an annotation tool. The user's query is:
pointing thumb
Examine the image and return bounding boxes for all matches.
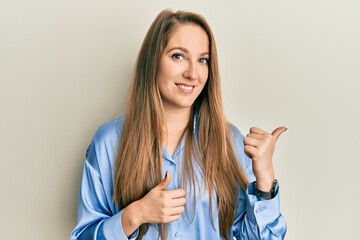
[271,126,287,143]
[156,171,171,190]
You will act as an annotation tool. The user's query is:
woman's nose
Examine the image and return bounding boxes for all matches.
[183,61,198,80]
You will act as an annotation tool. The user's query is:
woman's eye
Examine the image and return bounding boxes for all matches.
[200,58,209,64]
[171,53,184,60]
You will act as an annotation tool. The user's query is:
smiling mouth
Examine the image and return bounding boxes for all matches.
[176,84,194,90]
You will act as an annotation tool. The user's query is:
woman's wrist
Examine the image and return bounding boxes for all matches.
[255,176,275,192]
[122,200,143,236]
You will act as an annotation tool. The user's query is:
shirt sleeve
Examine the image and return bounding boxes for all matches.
[230,125,287,239]
[69,141,139,240]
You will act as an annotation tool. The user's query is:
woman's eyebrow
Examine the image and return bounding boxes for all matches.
[167,47,188,53]
[200,52,209,56]
[167,47,209,56]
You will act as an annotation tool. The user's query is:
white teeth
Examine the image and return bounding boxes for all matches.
[177,84,193,90]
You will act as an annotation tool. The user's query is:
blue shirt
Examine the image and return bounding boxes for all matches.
[69,116,286,240]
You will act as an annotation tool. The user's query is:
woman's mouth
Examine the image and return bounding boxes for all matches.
[176,84,195,93]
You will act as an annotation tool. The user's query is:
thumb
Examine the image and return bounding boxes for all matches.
[156,171,171,190]
[271,126,287,143]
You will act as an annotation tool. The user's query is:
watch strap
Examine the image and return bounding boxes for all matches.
[254,179,278,200]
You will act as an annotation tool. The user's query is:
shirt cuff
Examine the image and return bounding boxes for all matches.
[102,210,139,240]
[246,181,281,226]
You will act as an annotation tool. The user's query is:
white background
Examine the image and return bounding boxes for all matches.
[1,0,359,239]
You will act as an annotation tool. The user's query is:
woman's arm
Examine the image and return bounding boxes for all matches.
[70,136,186,239]
[232,164,287,239]
[69,136,138,240]
[230,126,287,239]
[69,161,138,240]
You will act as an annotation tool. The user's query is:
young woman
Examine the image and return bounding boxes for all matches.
[70,9,287,240]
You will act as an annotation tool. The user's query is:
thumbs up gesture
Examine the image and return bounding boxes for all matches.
[135,172,186,225]
[244,127,287,192]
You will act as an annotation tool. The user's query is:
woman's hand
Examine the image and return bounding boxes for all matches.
[138,172,186,224]
[122,172,186,236]
[244,127,287,192]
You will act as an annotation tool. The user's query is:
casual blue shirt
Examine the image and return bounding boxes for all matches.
[69,116,286,240]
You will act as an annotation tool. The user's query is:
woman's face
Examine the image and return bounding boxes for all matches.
[156,23,209,113]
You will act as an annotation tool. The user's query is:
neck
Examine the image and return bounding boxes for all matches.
[162,107,191,155]
[163,107,191,133]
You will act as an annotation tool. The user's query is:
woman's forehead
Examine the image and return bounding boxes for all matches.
[165,24,209,54]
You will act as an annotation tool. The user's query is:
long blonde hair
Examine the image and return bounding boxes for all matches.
[114,9,249,240]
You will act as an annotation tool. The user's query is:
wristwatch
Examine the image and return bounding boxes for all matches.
[254,179,279,200]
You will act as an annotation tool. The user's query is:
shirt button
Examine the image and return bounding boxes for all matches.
[255,208,263,214]
[175,232,182,238]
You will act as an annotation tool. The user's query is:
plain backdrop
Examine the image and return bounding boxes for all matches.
[1,0,359,239]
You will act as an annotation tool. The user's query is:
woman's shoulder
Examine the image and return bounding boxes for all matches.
[95,116,124,139]
[93,116,125,144]
[228,123,246,145]
[85,116,125,171]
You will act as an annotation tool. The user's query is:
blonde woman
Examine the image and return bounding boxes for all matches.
[70,9,287,240]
